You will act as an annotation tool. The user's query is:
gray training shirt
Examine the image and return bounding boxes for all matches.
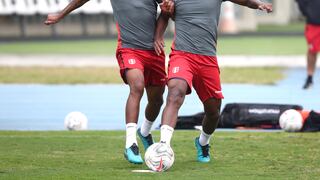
[111,0,162,50]
[173,0,226,56]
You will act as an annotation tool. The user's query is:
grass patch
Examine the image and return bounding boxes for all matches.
[0,67,283,84]
[0,131,319,179]
[257,22,305,33]
[220,67,284,85]
[0,67,122,84]
[217,37,306,55]
[0,36,306,55]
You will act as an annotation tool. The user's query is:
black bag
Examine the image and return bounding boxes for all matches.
[301,111,320,132]
[175,112,205,129]
[219,103,303,129]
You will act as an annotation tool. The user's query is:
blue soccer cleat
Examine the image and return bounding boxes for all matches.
[137,128,154,150]
[194,137,211,163]
[124,143,143,164]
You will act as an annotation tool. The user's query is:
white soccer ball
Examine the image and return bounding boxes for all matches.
[144,142,175,172]
[279,109,303,132]
[64,111,88,131]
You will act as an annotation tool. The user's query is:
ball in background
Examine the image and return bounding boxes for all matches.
[279,109,303,132]
[64,111,88,131]
[144,142,174,172]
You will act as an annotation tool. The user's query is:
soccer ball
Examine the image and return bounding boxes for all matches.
[279,109,303,132]
[64,111,88,131]
[144,142,174,172]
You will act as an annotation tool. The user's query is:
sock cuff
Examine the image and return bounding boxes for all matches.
[144,119,153,125]
[161,125,174,132]
[126,123,137,128]
[201,130,212,137]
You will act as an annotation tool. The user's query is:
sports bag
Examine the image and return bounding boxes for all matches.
[301,111,320,132]
[219,103,303,128]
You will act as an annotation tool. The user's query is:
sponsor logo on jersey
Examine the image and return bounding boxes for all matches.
[128,59,136,65]
[172,67,180,74]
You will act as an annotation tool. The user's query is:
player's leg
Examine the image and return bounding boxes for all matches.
[159,51,192,146]
[195,98,221,163]
[138,85,165,150]
[137,51,166,150]
[192,55,223,163]
[124,69,145,164]
[303,24,319,89]
[160,79,189,145]
[303,51,317,89]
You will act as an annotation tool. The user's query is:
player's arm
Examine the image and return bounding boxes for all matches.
[44,0,89,25]
[154,13,170,55]
[227,0,273,13]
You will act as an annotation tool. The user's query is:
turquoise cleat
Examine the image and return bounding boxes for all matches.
[194,137,211,163]
[124,143,143,164]
[137,128,154,150]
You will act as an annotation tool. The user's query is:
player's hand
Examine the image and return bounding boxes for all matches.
[258,3,273,13]
[160,0,174,17]
[154,37,165,56]
[44,13,62,25]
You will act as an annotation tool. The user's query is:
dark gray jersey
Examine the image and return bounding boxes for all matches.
[173,0,225,56]
[111,0,161,50]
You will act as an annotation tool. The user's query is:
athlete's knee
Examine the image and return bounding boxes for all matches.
[129,81,144,98]
[206,108,220,120]
[167,87,186,108]
[149,95,164,108]
[204,99,221,120]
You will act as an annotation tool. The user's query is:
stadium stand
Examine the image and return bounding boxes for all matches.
[0,0,114,38]
[0,0,300,39]
[0,0,113,15]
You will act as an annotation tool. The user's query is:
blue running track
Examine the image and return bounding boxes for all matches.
[0,68,319,130]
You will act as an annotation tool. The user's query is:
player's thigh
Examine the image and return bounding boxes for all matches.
[125,69,145,91]
[168,51,193,94]
[167,78,189,98]
[193,66,223,102]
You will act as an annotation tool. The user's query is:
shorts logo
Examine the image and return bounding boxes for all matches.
[128,59,136,65]
[308,44,314,50]
[172,67,180,74]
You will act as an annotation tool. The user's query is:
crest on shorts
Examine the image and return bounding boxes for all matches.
[128,59,136,65]
[172,67,180,74]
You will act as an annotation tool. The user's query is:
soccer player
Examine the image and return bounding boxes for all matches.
[44,0,174,164]
[154,0,272,163]
[296,0,320,89]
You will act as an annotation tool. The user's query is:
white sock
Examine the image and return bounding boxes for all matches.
[140,119,153,137]
[199,130,212,146]
[126,123,138,148]
[160,125,174,146]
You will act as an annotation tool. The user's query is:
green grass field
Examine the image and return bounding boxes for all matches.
[0,131,319,179]
[0,67,283,84]
[0,36,306,55]
[257,23,304,33]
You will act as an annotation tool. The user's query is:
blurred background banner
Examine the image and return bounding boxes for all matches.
[0,0,303,39]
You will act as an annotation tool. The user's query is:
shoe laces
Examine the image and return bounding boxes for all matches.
[201,144,210,157]
[131,143,139,155]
